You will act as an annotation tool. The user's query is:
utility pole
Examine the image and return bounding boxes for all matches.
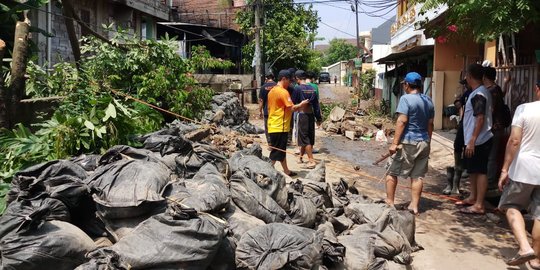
[254,0,262,87]
[355,0,360,56]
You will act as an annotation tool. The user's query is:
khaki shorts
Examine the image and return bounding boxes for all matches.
[499,180,540,219]
[387,141,430,179]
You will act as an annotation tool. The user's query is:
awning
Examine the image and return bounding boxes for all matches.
[375,45,434,64]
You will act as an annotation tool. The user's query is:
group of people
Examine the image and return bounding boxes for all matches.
[258,69,323,176]
[386,64,540,268]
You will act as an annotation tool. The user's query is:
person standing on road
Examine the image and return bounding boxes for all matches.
[498,80,540,268]
[385,72,434,215]
[457,63,493,215]
[483,66,512,194]
[334,75,338,84]
[443,79,472,195]
[267,69,309,177]
[292,70,322,169]
[259,72,277,142]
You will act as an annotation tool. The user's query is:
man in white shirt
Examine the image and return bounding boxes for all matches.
[498,79,540,267]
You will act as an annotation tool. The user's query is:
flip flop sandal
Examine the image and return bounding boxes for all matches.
[528,261,540,270]
[505,251,537,266]
[297,158,304,164]
[286,171,298,177]
[304,163,316,169]
[459,207,485,215]
[455,200,474,207]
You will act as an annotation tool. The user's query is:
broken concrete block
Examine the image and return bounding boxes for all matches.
[345,131,356,140]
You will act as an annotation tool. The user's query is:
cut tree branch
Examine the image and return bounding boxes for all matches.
[0,39,7,128]
[7,20,31,128]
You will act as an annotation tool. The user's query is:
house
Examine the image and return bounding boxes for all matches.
[30,0,172,67]
[155,0,247,74]
[370,18,394,95]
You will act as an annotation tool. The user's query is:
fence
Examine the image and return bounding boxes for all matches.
[495,64,538,114]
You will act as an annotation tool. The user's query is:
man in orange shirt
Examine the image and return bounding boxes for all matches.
[267,70,308,176]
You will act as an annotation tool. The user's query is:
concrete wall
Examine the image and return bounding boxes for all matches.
[432,39,480,129]
[31,0,166,66]
[194,74,253,92]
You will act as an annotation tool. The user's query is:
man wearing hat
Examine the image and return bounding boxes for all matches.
[267,69,309,176]
[291,70,322,169]
[259,72,277,142]
[385,72,434,215]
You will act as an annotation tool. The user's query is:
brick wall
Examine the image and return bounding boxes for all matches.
[172,0,244,30]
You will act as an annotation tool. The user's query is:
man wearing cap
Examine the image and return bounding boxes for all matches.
[386,72,434,215]
[498,79,540,267]
[457,63,493,215]
[292,70,322,169]
[267,69,309,176]
[259,72,277,142]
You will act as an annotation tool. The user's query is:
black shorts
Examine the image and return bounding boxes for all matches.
[269,132,288,161]
[464,138,493,174]
[297,113,315,147]
[453,124,464,153]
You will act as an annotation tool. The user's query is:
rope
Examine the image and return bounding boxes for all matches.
[110,88,461,204]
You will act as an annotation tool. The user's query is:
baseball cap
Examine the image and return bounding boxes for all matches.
[402,72,422,86]
[278,69,292,81]
[295,69,306,79]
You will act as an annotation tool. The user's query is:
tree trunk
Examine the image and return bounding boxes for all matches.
[61,0,81,68]
[0,39,7,128]
[7,21,30,128]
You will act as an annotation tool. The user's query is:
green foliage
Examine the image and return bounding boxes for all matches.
[236,0,319,72]
[416,0,540,41]
[1,30,227,183]
[360,69,376,100]
[320,103,343,120]
[322,38,358,67]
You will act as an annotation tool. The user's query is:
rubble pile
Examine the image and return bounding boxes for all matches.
[322,107,394,141]
[0,93,420,270]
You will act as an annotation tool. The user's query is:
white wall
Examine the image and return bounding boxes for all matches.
[372,44,392,89]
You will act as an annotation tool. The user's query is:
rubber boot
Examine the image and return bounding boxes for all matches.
[442,167,454,195]
[451,169,462,195]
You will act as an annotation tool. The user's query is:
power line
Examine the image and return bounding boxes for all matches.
[319,21,356,37]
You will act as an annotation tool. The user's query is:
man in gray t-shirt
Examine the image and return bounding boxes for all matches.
[386,72,434,215]
[458,64,493,215]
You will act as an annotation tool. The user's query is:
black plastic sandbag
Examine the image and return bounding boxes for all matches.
[142,134,192,155]
[75,249,130,270]
[209,235,237,270]
[7,160,89,207]
[109,205,226,269]
[230,152,288,210]
[222,204,265,242]
[305,160,326,182]
[317,222,345,267]
[0,199,96,270]
[98,145,178,172]
[287,191,318,228]
[164,163,231,213]
[345,202,389,224]
[229,172,290,224]
[176,142,229,178]
[291,179,333,209]
[70,154,101,172]
[236,223,323,270]
[338,231,377,270]
[87,159,171,219]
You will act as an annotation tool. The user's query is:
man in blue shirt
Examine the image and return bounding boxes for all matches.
[291,70,322,169]
[259,72,277,142]
[386,72,434,215]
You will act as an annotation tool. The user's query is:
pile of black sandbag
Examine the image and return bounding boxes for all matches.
[0,127,421,269]
[203,92,263,134]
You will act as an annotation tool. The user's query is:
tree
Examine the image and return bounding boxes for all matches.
[236,0,319,72]
[322,38,357,66]
[416,0,540,41]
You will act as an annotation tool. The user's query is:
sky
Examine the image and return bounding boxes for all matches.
[303,0,396,45]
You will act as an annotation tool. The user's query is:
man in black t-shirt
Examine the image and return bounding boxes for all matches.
[259,72,277,142]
